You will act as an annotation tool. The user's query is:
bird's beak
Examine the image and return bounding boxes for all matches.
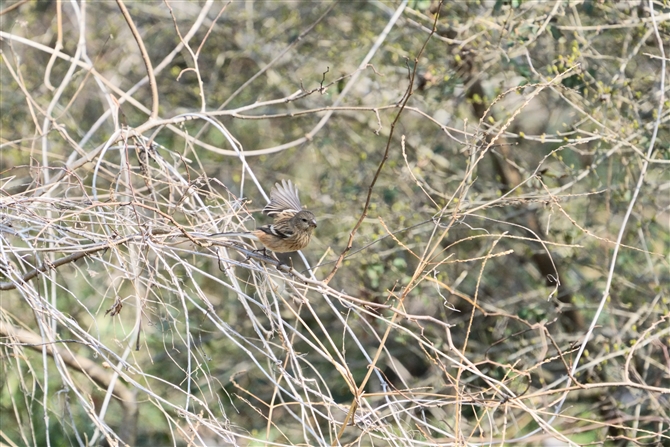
[311,219,317,228]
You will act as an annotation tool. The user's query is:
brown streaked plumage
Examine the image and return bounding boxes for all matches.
[212,180,316,253]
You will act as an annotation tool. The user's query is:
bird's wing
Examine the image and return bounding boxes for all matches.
[258,223,293,239]
[262,179,303,216]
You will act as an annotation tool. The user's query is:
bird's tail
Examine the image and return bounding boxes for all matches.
[209,231,258,241]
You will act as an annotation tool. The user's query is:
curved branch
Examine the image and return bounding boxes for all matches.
[116,0,159,120]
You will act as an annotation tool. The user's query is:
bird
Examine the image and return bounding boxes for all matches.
[212,180,317,253]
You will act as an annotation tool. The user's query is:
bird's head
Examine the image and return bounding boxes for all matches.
[292,210,317,232]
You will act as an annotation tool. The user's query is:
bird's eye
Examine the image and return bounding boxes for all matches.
[301,218,307,222]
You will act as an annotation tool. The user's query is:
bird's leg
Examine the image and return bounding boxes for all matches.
[251,248,283,265]
[251,247,270,257]
[245,247,267,262]
[276,256,295,273]
[273,253,286,269]
[267,250,281,262]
